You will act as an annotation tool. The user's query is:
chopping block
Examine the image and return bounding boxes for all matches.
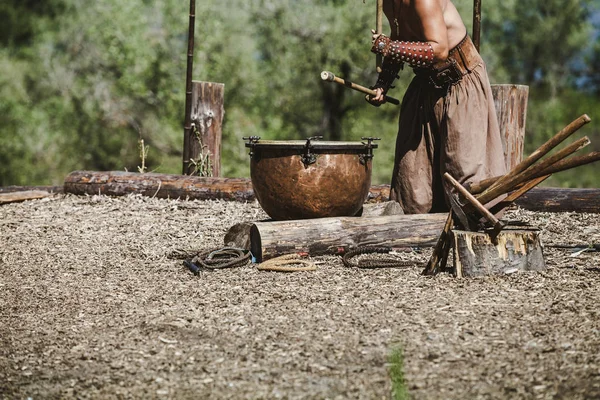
[452,229,545,278]
[443,173,546,277]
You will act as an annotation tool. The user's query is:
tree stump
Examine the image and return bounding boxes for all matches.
[491,84,529,171]
[452,229,545,278]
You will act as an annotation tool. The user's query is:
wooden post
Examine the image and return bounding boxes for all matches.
[491,84,529,172]
[183,81,224,177]
[182,0,196,175]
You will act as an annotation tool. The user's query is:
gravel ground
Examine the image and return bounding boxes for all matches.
[1,194,599,399]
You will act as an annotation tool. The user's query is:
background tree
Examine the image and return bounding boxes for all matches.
[0,0,598,187]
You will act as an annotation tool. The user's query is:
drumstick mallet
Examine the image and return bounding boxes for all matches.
[320,71,400,106]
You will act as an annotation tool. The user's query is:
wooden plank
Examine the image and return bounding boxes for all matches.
[453,229,545,278]
[250,213,447,262]
[0,190,54,205]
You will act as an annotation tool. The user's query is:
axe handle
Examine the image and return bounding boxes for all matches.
[321,71,400,105]
[444,173,501,230]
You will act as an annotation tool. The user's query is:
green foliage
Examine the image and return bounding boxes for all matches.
[0,0,599,187]
[388,345,410,400]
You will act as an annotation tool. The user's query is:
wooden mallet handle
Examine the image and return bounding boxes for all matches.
[321,71,400,105]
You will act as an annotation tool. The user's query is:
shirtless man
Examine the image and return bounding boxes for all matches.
[369,0,506,214]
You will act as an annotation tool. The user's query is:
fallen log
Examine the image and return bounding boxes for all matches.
[250,213,447,262]
[514,187,600,213]
[63,171,254,202]
[63,171,600,213]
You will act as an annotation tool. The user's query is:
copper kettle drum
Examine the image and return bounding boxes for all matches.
[245,136,379,220]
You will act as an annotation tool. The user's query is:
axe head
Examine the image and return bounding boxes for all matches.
[445,185,483,231]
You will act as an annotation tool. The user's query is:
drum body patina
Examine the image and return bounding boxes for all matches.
[245,138,378,220]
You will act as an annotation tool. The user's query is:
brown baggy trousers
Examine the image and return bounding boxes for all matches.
[389,41,506,214]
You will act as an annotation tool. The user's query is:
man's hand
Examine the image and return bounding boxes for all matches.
[371,29,381,45]
[365,87,387,107]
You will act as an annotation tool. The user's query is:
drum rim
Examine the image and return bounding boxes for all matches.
[245,140,378,150]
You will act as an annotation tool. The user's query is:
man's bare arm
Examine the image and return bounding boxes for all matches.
[412,0,449,61]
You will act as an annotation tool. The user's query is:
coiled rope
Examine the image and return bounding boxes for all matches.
[184,247,251,274]
[342,246,421,269]
[257,254,317,272]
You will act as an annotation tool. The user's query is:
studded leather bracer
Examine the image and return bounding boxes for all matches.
[372,59,401,93]
[371,34,434,68]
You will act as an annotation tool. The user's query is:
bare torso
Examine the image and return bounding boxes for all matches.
[382,0,467,60]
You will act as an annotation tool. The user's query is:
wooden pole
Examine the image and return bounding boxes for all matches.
[469,151,600,195]
[473,0,482,51]
[477,136,591,206]
[320,71,400,105]
[480,114,591,201]
[182,0,196,175]
[186,81,225,177]
[376,0,383,73]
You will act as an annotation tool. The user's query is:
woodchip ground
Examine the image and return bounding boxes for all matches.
[1,194,599,399]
